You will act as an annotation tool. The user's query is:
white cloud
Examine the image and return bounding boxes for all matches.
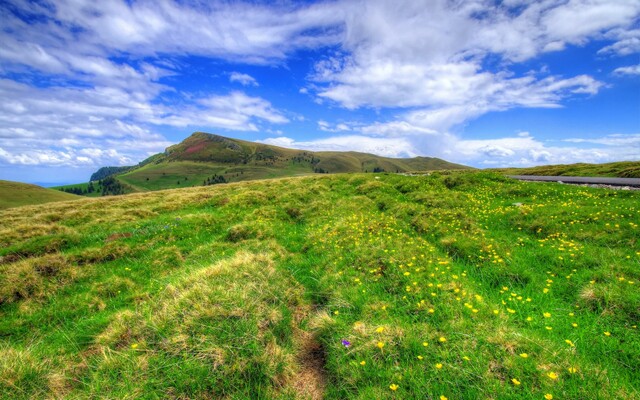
[230,72,259,86]
[542,0,640,45]
[0,79,287,168]
[310,0,619,128]
[149,91,288,130]
[1,0,345,69]
[430,132,640,167]
[259,135,417,158]
[318,120,353,132]
[563,133,640,146]
[613,64,640,76]
[599,29,640,56]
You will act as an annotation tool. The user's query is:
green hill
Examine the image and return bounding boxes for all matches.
[95,132,470,192]
[490,161,640,178]
[0,180,80,210]
[1,171,638,399]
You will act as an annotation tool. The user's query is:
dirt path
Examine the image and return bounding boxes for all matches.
[292,329,327,400]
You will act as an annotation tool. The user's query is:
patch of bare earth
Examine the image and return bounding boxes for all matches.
[293,329,327,400]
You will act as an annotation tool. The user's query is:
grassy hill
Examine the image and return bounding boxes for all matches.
[99,132,470,192]
[0,180,80,210]
[491,161,640,178]
[1,171,638,399]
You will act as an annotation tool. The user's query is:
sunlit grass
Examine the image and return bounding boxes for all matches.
[1,172,638,398]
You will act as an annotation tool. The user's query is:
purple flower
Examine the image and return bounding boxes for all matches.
[341,339,351,347]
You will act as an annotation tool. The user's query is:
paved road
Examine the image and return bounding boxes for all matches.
[507,175,640,187]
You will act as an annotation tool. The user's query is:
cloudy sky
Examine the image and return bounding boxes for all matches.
[1,0,639,185]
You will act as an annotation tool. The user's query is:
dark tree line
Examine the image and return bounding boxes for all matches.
[58,177,125,196]
[203,174,227,186]
[99,176,126,195]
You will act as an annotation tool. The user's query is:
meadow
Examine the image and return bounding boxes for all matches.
[0,180,80,210]
[491,161,640,178]
[0,171,638,399]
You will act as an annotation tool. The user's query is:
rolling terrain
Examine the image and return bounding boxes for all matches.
[62,132,470,194]
[491,161,640,178]
[1,172,638,399]
[0,180,80,210]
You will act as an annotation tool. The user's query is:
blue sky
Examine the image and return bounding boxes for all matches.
[1,0,639,185]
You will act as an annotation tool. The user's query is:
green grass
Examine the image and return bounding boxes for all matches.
[1,172,638,399]
[491,161,640,178]
[0,180,80,210]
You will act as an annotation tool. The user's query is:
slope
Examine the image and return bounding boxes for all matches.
[490,161,640,178]
[0,180,80,210]
[111,132,470,192]
[1,172,638,399]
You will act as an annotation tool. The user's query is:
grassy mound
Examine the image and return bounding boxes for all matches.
[0,180,80,210]
[1,172,638,399]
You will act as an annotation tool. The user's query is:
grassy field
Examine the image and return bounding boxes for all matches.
[0,172,638,399]
[491,161,640,178]
[0,180,80,210]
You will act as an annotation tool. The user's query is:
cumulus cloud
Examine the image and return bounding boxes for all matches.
[613,64,640,76]
[230,72,259,86]
[424,132,640,167]
[599,29,640,56]
[0,0,345,70]
[311,0,620,122]
[0,80,285,168]
[149,91,289,130]
[259,135,417,158]
[318,120,352,132]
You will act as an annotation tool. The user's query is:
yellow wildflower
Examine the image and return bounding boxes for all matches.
[519,353,528,358]
[547,372,558,380]
[511,378,521,385]
[389,383,398,391]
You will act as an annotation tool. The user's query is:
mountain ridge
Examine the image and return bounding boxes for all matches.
[84,131,470,193]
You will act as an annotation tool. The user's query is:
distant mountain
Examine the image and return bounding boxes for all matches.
[90,132,471,193]
[0,180,81,210]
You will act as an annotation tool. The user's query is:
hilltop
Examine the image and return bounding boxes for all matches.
[0,180,80,210]
[1,172,638,399]
[70,132,469,194]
